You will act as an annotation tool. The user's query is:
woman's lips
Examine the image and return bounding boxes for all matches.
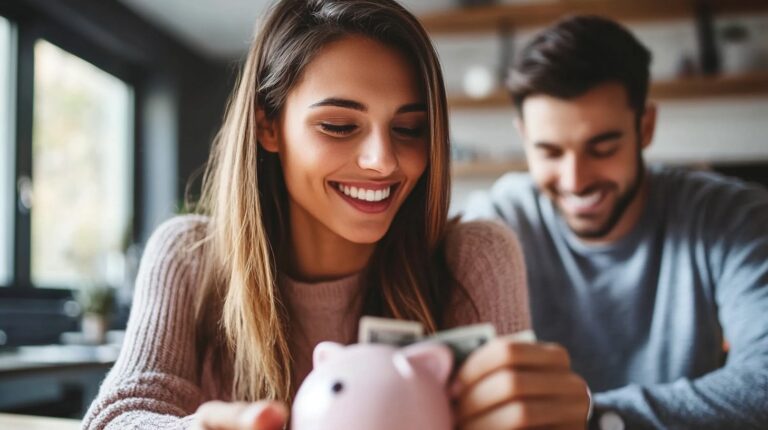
[330,181,400,214]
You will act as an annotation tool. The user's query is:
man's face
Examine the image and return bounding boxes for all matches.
[518,82,655,242]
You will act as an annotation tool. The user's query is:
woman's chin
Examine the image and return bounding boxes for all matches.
[337,225,391,246]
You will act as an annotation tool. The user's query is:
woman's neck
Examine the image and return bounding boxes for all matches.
[287,208,375,283]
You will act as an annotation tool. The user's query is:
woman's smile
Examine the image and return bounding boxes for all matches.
[329,180,402,214]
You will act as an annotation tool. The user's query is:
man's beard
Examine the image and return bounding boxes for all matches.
[562,148,645,240]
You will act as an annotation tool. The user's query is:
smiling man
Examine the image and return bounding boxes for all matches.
[463,15,768,430]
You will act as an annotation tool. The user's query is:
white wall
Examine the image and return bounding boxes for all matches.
[436,13,768,213]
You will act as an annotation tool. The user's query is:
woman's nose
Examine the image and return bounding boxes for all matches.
[357,129,398,176]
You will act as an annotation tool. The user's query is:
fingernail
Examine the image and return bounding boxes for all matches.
[256,403,288,429]
[239,403,267,428]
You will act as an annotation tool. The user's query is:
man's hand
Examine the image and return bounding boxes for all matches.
[192,400,288,430]
[453,337,589,430]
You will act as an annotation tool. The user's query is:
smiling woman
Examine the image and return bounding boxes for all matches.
[258,36,430,271]
[81,1,586,429]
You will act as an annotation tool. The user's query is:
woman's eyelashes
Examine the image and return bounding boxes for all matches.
[319,122,358,137]
[393,124,425,139]
[316,121,426,139]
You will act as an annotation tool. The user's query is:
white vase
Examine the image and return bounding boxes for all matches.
[721,41,756,75]
[82,314,108,344]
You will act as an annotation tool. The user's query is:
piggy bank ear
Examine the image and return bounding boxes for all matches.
[396,342,453,385]
[313,342,345,368]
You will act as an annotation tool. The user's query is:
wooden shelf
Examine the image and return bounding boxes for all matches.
[651,71,768,99]
[420,0,768,35]
[448,71,768,109]
[452,159,528,178]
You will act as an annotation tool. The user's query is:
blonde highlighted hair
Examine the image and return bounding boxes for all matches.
[193,0,452,403]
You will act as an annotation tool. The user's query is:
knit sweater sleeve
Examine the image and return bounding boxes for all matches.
[592,175,768,430]
[82,215,209,430]
[443,220,531,335]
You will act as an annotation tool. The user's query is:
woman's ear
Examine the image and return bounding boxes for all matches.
[256,108,279,153]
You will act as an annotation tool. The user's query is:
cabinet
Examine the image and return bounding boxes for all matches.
[419,0,768,177]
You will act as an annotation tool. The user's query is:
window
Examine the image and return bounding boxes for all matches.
[30,40,133,288]
[0,16,12,286]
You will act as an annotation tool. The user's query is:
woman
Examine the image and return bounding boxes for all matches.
[83,1,589,429]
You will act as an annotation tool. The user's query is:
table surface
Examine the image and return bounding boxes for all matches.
[0,343,119,376]
[0,413,81,430]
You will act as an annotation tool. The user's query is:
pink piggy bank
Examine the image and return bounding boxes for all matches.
[291,341,454,430]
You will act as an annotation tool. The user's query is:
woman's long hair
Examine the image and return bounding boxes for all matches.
[193,0,452,403]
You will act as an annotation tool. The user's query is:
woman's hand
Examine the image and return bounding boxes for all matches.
[192,400,288,430]
[452,337,589,430]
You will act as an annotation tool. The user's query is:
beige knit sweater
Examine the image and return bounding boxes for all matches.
[82,215,530,429]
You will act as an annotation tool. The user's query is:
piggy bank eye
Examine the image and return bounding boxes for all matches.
[331,381,344,394]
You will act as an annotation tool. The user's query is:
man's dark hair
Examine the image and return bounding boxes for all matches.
[508,15,652,120]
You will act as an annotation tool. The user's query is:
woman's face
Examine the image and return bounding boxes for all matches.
[261,35,429,246]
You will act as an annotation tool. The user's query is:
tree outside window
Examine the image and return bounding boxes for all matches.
[31,40,133,289]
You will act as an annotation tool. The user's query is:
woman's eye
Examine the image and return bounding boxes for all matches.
[319,123,357,136]
[393,125,425,138]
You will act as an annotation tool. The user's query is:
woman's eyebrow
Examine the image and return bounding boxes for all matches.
[397,102,427,114]
[310,97,366,111]
[309,98,427,115]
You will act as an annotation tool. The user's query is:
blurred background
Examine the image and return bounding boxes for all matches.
[0,0,766,423]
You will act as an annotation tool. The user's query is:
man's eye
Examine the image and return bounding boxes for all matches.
[592,143,618,158]
[320,123,357,136]
[393,126,425,138]
[541,149,561,159]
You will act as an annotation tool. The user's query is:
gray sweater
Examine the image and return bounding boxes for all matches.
[462,165,768,429]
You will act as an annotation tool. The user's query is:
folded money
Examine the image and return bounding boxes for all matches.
[358,316,424,346]
[358,315,537,367]
[423,323,496,366]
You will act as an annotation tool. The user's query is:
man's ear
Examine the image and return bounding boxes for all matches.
[640,103,657,150]
[256,108,279,153]
[513,114,525,139]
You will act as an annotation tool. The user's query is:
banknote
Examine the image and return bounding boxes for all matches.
[358,316,537,366]
[504,329,537,343]
[358,316,424,346]
[423,323,497,366]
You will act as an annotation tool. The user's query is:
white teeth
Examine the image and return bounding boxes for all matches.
[336,183,392,202]
[563,191,602,209]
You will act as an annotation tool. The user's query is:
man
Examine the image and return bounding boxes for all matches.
[463,15,768,430]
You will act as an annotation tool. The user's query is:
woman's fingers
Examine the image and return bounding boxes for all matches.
[456,368,588,420]
[460,397,588,430]
[456,339,572,390]
[194,400,288,430]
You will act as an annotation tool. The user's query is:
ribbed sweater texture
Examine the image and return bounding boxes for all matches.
[82,215,529,429]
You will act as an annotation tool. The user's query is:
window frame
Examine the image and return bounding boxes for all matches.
[0,14,15,287]
[0,6,143,304]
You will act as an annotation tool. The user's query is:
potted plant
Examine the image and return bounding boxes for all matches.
[78,285,115,344]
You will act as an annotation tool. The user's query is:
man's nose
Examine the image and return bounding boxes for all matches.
[559,153,591,194]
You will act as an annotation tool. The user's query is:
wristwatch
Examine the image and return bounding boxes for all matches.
[596,411,625,430]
